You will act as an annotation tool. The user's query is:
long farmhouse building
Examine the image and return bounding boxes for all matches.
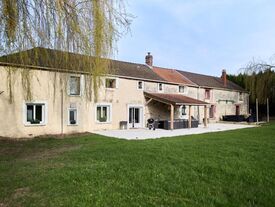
[0,48,249,138]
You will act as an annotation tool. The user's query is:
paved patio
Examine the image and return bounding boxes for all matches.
[94,123,256,140]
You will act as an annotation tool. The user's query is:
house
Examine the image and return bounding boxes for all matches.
[0,48,248,138]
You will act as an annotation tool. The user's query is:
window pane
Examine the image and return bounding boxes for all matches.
[159,83,163,91]
[36,105,43,122]
[96,107,101,122]
[134,108,140,123]
[106,79,116,88]
[97,105,110,122]
[138,81,143,89]
[102,106,107,122]
[69,109,77,124]
[179,86,185,93]
[27,105,34,122]
[129,108,133,123]
[70,76,80,95]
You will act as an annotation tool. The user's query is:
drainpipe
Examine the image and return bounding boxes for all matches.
[197,86,201,123]
[61,89,64,135]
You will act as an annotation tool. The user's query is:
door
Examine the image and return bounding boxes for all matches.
[236,105,240,115]
[128,107,143,128]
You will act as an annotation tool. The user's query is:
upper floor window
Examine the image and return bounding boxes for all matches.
[205,89,211,99]
[69,76,80,95]
[105,78,117,89]
[239,92,243,101]
[179,86,186,93]
[25,103,46,125]
[137,81,144,90]
[158,83,163,92]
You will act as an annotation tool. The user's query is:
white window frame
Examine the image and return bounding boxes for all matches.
[105,77,118,89]
[95,103,112,124]
[68,107,78,126]
[137,81,144,90]
[158,83,164,93]
[68,74,83,96]
[23,101,48,126]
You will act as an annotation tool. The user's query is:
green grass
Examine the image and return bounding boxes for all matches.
[0,123,275,207]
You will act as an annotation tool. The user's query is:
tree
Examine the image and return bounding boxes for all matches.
[0,0,131,102]
[243,59,275,105]
[228,57,275,116]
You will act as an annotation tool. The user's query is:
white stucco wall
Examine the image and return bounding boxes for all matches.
[0,66,249,138]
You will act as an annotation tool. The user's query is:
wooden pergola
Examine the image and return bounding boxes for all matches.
[144,92,209,130]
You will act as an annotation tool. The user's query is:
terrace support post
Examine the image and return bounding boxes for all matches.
[204,105,207,127]
[267,98,269,123]
[256,98,259,125]
[170,104,174,130]
[188,105,192,129]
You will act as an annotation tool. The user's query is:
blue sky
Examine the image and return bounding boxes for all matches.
[115,0,275,76]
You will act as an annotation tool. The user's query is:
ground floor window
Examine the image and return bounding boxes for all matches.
[209,105,215,118]
[68,108,78,125]
[96,104,111,123]
[25,103,46,125]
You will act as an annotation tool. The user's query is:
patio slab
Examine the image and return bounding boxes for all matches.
[94,123,256,140]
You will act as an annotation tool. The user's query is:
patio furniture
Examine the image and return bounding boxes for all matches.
[158,118,199,130]
[222,115,246,122]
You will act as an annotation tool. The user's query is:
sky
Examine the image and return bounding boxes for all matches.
[115,0,275,76]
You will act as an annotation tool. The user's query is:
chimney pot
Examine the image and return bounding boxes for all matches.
[145,52,153,66]
[221,69,227,87]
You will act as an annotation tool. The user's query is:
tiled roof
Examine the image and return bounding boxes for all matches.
[152,66,196,86]
[176,70,245,91]
[0,47,165,82]
[144,92,209,106]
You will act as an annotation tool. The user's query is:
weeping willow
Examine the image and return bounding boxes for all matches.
[0,0,131,102]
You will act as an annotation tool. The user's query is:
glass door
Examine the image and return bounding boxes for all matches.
[128,107,142,128]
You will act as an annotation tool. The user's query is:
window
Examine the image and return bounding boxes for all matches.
[105,78,117,89]
[137,81,144,90]
[205,89,211,99]
[68,108,77,125]
[158,83,163,92]
[209,105,215,118]
[239,92,243,101]
[179,86,185,93]
[180,105,186,118]
[25,103,46,125]
[69,76,80,95]
[96,104,111,123]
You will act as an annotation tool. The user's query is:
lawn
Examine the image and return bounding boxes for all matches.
[0,123,274,207]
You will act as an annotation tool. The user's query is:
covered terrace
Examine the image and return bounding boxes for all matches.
[144,92,209,130]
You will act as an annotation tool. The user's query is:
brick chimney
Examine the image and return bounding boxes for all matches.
[221,69,227,87]
[145,52,153,66]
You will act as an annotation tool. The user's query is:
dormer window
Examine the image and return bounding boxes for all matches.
[158,83,163,92]
[105,78,117,89]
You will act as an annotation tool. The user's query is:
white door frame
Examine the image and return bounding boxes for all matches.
[127,104,144,129]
